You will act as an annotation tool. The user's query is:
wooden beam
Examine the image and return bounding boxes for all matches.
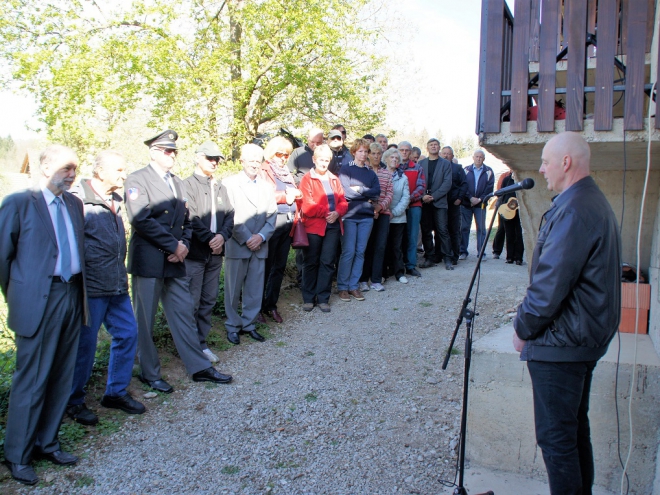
[624,0,648,130]
[483,0,506,133]
[565,0,587,131]
[510,0,532,132]
[537,0,560,132]
[594,0,617,130]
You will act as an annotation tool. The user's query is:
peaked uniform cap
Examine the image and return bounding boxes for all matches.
[144,129,179,149]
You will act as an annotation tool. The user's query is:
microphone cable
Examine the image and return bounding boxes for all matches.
[619,80,655,495]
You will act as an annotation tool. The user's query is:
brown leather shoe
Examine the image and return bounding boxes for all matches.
[338,290,351,302]
[256,313,266,324]
[349,289,365,301]
[267,309,283,323]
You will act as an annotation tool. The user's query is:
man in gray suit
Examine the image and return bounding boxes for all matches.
[0,145,87,485]
[223,143,277,344]
[125,130,232,394]
[418,138,454,271]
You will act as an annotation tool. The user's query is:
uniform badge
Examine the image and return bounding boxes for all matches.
[127,188,139,200]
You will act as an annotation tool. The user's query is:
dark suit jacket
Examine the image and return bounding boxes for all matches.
[418,157,453,208]
[0,188,88,337]
[125,164,192,278]
[183,172,234,262]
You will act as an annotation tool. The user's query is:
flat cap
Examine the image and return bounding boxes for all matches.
[328,130,343,139]
[144,129,178,149]
[195,141,225,159]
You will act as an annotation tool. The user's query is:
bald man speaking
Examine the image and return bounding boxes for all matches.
[513,132,621,494]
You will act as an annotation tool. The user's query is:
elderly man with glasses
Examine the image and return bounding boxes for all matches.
[125,130,233,395]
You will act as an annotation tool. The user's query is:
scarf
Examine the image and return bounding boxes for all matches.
[268,159,296,185]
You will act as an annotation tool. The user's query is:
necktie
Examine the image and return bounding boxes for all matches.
[210,178,217,233]
[54,197,72,281]
[164,173,173,192]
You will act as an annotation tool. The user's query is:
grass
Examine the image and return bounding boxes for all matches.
[221,465,240,475]
[59,422,87,452]
[74,475,95,487]
[419,301,433,307]
[304,392,318,402]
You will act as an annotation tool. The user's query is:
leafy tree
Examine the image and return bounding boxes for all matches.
[0,136,14,159]
[449,134,477,159]
[0,0,387,156]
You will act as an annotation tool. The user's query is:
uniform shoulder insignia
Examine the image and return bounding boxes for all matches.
[127,188,139,201]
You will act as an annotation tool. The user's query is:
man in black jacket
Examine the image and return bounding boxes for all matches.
[287,127,324,183]
[513,132,621,495]
[66,151,145,426]
[441,146,467,265]
[184,141,234,364]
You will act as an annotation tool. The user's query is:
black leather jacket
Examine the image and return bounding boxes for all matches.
[515,176,621,362]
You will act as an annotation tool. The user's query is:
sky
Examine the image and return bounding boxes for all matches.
[0,0,484,145]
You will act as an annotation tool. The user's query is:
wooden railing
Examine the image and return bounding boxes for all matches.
[476,0,658,135]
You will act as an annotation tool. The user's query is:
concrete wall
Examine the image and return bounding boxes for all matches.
[649,182,660,357]
[518,170,660,274]
[467,325,660,494]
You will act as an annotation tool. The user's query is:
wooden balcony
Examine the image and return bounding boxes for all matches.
[476,0,658,137]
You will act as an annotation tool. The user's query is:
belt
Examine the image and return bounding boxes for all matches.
[52,273,82,284]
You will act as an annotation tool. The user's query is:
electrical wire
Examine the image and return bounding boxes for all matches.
[619,80,655,495]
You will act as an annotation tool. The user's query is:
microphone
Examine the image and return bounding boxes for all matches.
[485,178,534,200]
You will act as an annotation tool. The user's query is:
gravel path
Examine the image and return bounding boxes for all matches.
[7,244,529,494]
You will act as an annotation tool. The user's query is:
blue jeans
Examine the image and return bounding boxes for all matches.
[528,360,597,495]
[337,217,373,291]
[460,205,487,256]
[405,206,422,269]
[69,294,138,403]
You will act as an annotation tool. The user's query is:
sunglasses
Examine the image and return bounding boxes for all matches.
[275,152,290,159]
[205,156,221,161]
[157,147,178,156]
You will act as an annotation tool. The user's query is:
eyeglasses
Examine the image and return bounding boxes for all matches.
[205,156,221,162]
[330,136,342,141]
[157,147,178,156]
[275,152,290,159]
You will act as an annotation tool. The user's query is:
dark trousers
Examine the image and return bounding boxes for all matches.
[361,214,390,284]
[421,203,453,262]
[385,222,406,279]
[527,360,597,495]
[447,202,462,263]
[185,255,223,347]
[262,218,293,312]
[492,215,505,255]
[504,210,524,262]
[301,225,340,304]
[4,281,82,464]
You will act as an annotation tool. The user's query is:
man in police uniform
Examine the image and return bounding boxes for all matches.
[125,130,232,393]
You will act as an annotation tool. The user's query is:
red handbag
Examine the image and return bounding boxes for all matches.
[290,210,308,248]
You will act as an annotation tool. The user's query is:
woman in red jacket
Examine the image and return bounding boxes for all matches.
[299,144,348,313]
[259,136,302,323]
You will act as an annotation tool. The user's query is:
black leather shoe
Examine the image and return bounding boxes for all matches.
[4,461,38,485]
[227,332,240,345]
[192,367,233,384]
[37,449,78,466]
[247,329,265,342]
[66,403,99,426]
[101,393,146,414]
[138,375,173,394]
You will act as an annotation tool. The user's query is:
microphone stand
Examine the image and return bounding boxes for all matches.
[442,195,501,495]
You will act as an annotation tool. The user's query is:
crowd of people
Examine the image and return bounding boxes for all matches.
[0,125,523,486]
